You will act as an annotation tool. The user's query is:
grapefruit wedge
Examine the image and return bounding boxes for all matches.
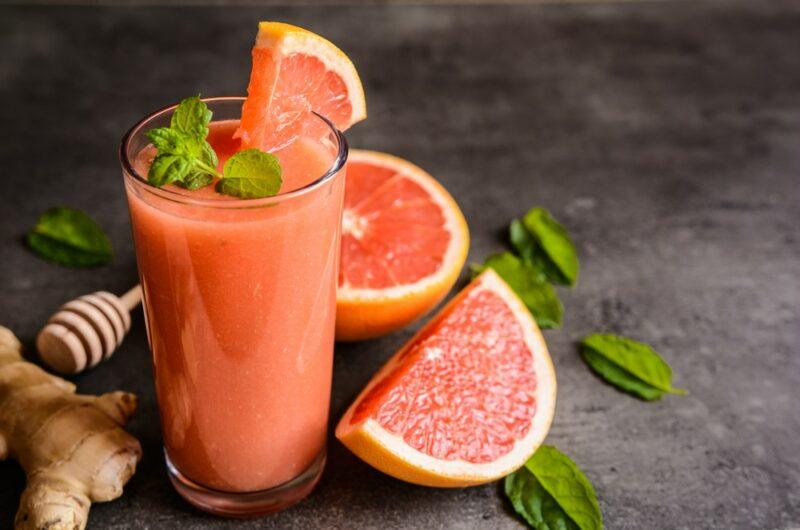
[236,22,367,150]
[337,150,469,341]
[336,269,556,487]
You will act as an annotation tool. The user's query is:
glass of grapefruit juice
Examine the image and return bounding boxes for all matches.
[120,97,347,516]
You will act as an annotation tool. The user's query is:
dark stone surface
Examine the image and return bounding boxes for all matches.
[1,2,799,528]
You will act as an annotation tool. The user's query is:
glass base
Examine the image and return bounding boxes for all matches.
[165,448,326,517]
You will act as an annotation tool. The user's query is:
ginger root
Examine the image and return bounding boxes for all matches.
[0,325,142,530]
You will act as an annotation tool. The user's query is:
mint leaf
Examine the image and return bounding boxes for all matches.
[180,171,214,191]
[505,465,580,530]
[170,95,212,137]
[509,218,538,262]
[146,127,184,152]
[469,262,486,279]
[27,207,112,268]
[216,149,282,199]
[148,153,191,187]
[145,97,221,189]
[146,129,217,186]
[522,208,579,287]
[510,219,565,285]
[201,140,219,168]
[482,252,562,328]
[580,333,686,400]
[506,446,603,530]
[581,349,665,400]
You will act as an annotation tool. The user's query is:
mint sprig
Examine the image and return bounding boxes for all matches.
[146,96,282,198]
[146,97,219,189]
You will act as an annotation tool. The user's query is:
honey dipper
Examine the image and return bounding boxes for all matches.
[36,285,142,374]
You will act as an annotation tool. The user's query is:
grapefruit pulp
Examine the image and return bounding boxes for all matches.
[336,150,469,341]
[336,269,557,487]
[236,21,367,151]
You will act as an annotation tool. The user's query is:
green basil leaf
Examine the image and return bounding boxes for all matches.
[482,252,562,328]
[520,446,603,530]
[510,219,567,285]
[505,466,580,530]
[217,148,282,199]
[27,207,112,268]
[580,333,686,399]
[522,208,579,287]
[170,95,212,138]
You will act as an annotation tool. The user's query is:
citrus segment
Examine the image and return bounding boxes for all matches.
[237,22,367,151]
[336,150,469,341]
[336,269,556,487]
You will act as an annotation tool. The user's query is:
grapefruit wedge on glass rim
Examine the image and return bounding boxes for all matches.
[336,269,557,487]
[336,150,469,341]
[236,21,367,151]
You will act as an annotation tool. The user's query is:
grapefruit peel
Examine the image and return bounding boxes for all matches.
[336,150,469,341]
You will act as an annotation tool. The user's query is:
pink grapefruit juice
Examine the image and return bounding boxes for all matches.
[124,115,345,493]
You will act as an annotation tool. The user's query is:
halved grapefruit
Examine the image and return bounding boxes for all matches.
[336,269,556,487]
[337,150,469,341]
[236,21,367,151]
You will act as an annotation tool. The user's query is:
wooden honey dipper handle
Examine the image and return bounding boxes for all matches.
[120,285,143,312]
[36,285,143,375]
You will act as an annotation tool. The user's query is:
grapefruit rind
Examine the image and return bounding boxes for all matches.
[257,22,367,128]
[335,269,557,487]
[336,150,469,341]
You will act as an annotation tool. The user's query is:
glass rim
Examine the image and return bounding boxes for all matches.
[119,96,348,209]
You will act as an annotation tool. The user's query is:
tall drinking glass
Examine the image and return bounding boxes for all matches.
[120,97,347,516]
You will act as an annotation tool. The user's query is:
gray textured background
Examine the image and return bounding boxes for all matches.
[1,1,799,529]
